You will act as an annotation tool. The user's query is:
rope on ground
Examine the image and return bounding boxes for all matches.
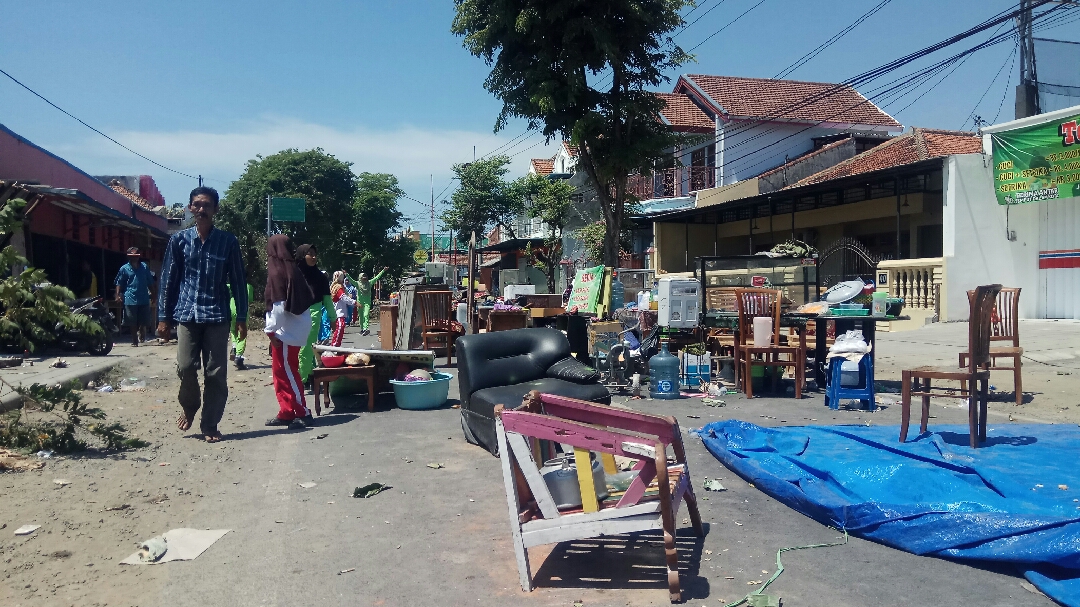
[722,529,849,607]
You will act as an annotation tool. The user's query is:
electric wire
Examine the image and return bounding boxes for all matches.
[960,40,1018,130]
[772,0,893,80]
[0,66,199,180]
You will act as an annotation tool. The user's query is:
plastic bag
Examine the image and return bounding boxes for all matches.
[827,330,872,361]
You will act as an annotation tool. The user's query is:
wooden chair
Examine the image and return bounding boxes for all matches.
[416,290,457,365]
[734,288,805,398]
[494,391,703,603]
[959,287,1023,405]
[900,284,1001,448]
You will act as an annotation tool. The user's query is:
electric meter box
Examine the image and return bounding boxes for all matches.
[657,277,700,328]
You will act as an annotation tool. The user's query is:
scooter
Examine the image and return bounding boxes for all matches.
[56,296,116,356]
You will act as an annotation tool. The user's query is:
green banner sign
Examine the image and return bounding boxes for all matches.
[271,197,306,221]
[566,264,605,314]
[992,113,1080,205]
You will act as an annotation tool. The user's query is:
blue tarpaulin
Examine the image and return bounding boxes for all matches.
[695,421,1080,606]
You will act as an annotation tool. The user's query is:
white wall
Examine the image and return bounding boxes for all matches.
[717,122,857,185]
[943,154,1040,320]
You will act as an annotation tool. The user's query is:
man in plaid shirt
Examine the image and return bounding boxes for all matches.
[157,186,248,443]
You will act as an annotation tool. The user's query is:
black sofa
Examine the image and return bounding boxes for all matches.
[456,327,611,455]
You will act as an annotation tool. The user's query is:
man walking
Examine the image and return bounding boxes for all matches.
[157,186,248,443]
[114,247,155,347]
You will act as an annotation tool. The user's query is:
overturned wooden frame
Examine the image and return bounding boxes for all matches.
[494,391,704,602]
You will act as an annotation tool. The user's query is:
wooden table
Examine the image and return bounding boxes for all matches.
[311,365,376,414]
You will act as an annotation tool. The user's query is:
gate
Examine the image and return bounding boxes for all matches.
[817,237,880,288]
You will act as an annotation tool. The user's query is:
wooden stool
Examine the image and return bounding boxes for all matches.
[311,365,376,414]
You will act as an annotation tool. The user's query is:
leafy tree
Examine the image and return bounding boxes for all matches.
[516,174,572,292]
[440,155,523,242]
[217,149,358,305]
[348,173,419,282]
[0,199,101,352]
[453,0,691,266]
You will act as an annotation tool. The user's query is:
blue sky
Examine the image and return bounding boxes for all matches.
[2,0,1076,224]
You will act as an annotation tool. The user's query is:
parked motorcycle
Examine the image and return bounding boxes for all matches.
[56,296,116,356]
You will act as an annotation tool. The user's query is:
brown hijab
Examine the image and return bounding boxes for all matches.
[265,235,315,315]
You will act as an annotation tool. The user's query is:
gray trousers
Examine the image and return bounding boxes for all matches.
[176,322,230,435]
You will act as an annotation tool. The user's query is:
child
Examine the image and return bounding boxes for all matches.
[329,271,356,347]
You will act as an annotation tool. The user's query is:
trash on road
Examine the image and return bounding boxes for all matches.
[104,504,131,511]
[426,463,444,469]
[316,434,328,439]
[120,528,231,565]
[14,524,41,536]
[703,398,726,407]
[0,449,44,472]
[53,479,70,486]
[136,536,168,563]
[703,479,726,492]
[50,358,68,368]
[354,483,392,498]
[97,385,114,393]
[119,377,147,391]
[298,482,317,489]
[339,568,355,574]
[35,450,53,458]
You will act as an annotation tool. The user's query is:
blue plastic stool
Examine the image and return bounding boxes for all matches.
[824,355,876,410]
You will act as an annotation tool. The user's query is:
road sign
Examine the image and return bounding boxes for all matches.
[413,249,429,265]
[271,197,306,222]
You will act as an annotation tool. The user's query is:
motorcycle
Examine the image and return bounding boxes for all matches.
[56,296,116,356]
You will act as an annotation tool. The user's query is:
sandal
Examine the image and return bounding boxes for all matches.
[265,417,292,427]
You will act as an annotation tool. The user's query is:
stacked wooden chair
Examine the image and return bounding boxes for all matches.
[900,284,1001,448]
[416,290,459,365]
[734,288,805,398]
[959,287,1023,405]
[494,391,703,602]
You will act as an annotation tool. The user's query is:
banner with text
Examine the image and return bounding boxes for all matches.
[566,265,605,314]
[992,112,1080,205]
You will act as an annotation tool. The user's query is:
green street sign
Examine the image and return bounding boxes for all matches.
[992,113,1080,205]
[271,197,306,222]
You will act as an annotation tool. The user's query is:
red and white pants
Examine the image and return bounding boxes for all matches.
[269,337,309,420]
[330,317,346,347]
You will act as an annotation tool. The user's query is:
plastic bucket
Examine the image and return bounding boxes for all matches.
[389,372,453,410]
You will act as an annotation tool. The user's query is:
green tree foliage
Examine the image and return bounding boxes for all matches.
[573,220,609,266]
[217,150,414,308]
[452,0,691,266]
[0,380,147,452]
[516,174,572,292]
[440,155,523,242]
[349,173,419,279]
[0,199,101,352]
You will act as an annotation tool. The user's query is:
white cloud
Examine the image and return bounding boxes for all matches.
[45,115,557,215]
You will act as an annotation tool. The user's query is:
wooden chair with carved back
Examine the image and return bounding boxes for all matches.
[416,290,457,365]
[734,288,805,398]
[900,284,1001,448]
[494,391,703,603]
[958,287,1023,405]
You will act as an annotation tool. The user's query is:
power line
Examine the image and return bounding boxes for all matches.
[685,0,769,53]
[991,44,1020,124]
[772,0,893,80]
[960,40,1018,130]
[0,66,199,180]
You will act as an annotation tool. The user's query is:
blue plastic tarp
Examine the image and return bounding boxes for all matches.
[695,421,1080,606]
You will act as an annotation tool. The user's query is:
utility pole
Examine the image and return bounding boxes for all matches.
[1015,0,1041,119]
[430,174,436,263]
[198,175,203,187]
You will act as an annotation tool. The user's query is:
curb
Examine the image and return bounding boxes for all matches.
[0,357,126,413]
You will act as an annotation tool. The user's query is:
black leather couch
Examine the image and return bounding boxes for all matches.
[456,327,611,455]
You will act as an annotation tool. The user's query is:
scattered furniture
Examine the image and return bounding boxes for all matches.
[734,288,805,398]
[824,355,876,410]
[456,328,611,455]
[900,284,1001,448]
[416,290,457,365]
[379,304,398,350]
[495,391,703,602]
[959,287,1023,405]
[311,364,376,413]
[487,309,530,332]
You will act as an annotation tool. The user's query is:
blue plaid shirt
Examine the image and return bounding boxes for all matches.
[157,226,248,324]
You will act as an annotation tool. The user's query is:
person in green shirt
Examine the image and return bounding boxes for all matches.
[228,282,255,369]
[355,266,388,336]
[295,244,335,385]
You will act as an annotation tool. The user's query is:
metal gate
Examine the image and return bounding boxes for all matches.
[817,237,880,288]
[1038,198,1080,319]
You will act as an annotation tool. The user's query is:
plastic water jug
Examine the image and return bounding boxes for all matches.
[649,341,680,399]
[871,291,888,317]
[456,302,469,331]
[610,272,625,312]
[753,316,774,347]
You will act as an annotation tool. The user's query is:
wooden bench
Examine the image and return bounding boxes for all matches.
[311,365,376,414]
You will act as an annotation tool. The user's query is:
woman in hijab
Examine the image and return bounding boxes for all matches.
[263,235,316,429]
[329,270,355,347]
[294,244,334,386]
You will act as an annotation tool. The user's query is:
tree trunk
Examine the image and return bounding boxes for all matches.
[577,145,621,268]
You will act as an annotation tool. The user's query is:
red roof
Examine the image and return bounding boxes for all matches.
[530,157,555,175]
[655,93,714,132]
[562,141,579,158]
[679,75,901,128]
[108,179,156,211]
[788,128,981,188]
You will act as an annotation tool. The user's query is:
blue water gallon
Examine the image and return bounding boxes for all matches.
[610,272,625,312]
[649,341,680,399]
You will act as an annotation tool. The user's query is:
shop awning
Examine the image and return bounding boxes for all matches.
[15,182,170,240]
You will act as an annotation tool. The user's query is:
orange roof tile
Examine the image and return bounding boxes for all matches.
[681,75,901,128]
[530,157,555,175]
[655,92,714,132]
[787,128,981,188]
[562,141,579,158]
[107,179,155,211]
